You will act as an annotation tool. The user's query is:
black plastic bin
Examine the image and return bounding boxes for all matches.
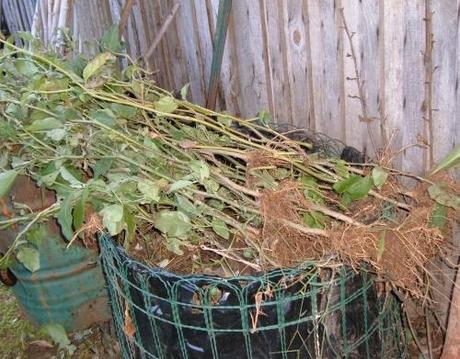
[99,235,407,359]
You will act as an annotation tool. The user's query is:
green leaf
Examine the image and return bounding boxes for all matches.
[211,217,230,239]
[428,183,460,210]
[92,158,113,179]
[217,115,232,127]
[154,96,178,114]
[57,193,75,241]
[190,160,210,181]
[257,110,272,125]
[180,84,189,100]
[137,179,160,203]
[333,175,361,193]
[377,231,386,262]
[302,211,326,229]
[176,194,199,218]
[123,208,136,250]
[59,167,84,188]
[46,128,67,141]
[27,117,63,131]
[82,52,115,81]
[100,25,122,53]
[372,166,388,190]
[430,145,460,175]
[90,108,116,127]
[334,175,372,200]
[153,211,192,238]
[0,170,17,198]
[15,59,39,76]
[165,237,184,256]
[168,179,193,192]
[26,225,47,246]
[17,246,40,272]
[73,187,89,230]
[40,323,70,349]
[347,176,373,200]
[110,103,137,119]
[100,204,124,236]
[431,204,448,229]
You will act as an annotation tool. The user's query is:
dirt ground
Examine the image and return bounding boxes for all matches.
[0,284,120,359]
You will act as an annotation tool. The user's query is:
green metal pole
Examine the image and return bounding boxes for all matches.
[206,0,232,110]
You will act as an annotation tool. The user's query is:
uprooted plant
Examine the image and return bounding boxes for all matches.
[0,34,458,296]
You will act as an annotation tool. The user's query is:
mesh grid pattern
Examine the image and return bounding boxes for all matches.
[100,235,407,359]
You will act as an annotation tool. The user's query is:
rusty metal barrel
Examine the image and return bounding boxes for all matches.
[0,176,111,331]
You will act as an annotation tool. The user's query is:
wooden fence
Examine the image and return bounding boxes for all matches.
[2,0,459,175]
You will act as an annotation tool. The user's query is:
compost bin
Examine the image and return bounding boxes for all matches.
[100,234,407,359]
[0,176,111,331]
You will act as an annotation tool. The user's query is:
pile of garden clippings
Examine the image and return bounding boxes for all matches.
[0,36,458,297]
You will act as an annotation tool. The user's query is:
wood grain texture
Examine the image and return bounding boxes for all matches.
[24,0,459,175]
[401,0,426,175]
[431,0,458,166]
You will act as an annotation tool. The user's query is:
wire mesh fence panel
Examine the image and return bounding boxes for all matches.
[100,235,407,359]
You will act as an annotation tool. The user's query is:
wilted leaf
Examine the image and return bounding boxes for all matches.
[0,169,17,198]
[40,323,70,348]
[46,128,67,141]
[90,108,116,127]
[428,183,460,210]
[59,167,83,188]
[100,204,124,236]
[17,246,40,272]
[15,59,38,76]
[111,103,137,119]
[211,217,230,239]
[431,204,448,229]
[190,160,210,181]
[302,211,326,229]
[165,237,184,255]
[176,194,199,218]
[154,96,178,113]
[168,179,193,192]
[27,117,63,131]
[57,193,75,241]
[154,211,192,238]
[430,145,460,175]
[372,166,388,190]
[82,52,115,81]
[92,158,113,179]
[26,225,47,246]
[100,25,123,53]
[137,179,160,202]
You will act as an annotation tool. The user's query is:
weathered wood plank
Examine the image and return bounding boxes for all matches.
[229,0,269,119]
[262,0,291,125]
[342,0,367,152]
[282,0,314,128]
[191,0,214,102]
[358,0,381,155]
[306,0,343,138]
[379,0,404,168]
[431,0,458,167]
[401,0,426,175]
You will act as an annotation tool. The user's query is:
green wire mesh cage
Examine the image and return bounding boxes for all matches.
[99,235,407,358]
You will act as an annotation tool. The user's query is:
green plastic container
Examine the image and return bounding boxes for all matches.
[0,176,111,331]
